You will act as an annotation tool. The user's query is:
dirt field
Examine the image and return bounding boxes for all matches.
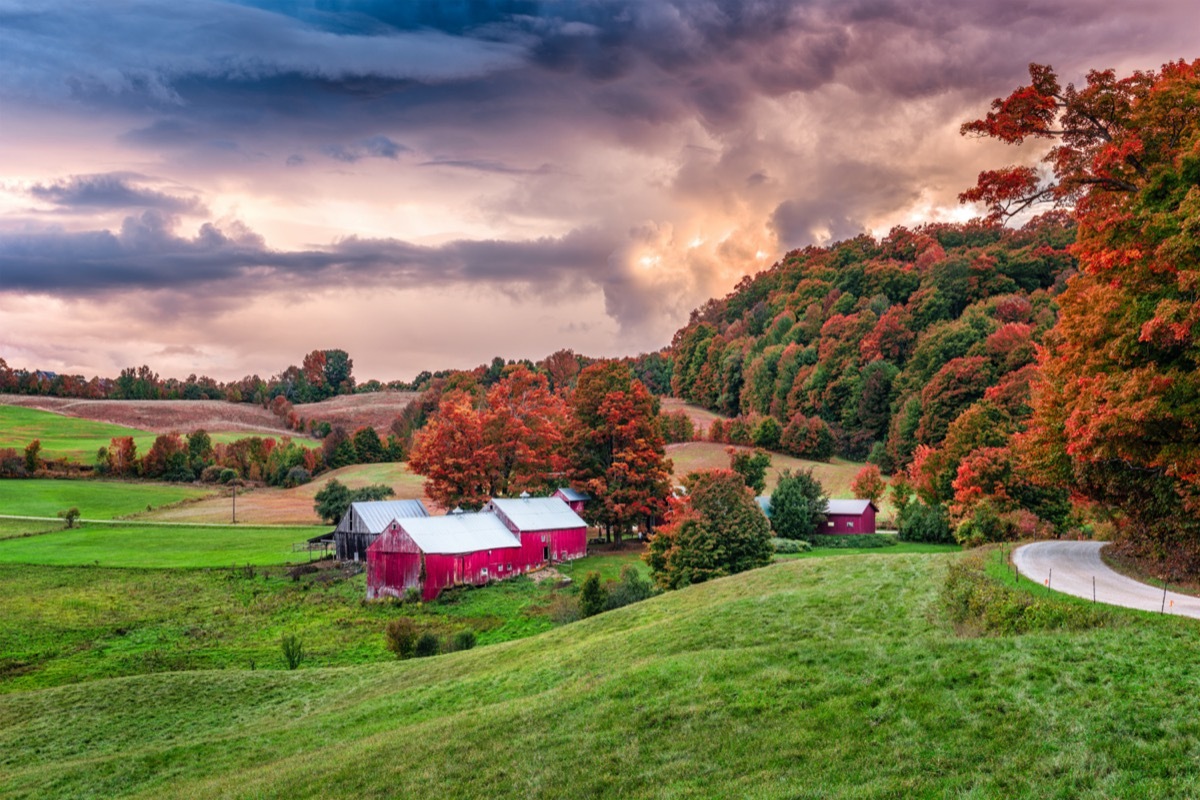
[141,462,430,525]
[0,390,417,435]
[0,396,287,434]
[295,391,418,432]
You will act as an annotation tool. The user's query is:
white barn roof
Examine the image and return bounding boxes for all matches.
[489,496,587,531]
[338,499,429,534]
[554,487,590,502]
[398,512,520,554]
[824,499,876,515]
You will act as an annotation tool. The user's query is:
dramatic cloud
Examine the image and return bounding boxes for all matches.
[1,0,1197,379]
[26,173,207,215]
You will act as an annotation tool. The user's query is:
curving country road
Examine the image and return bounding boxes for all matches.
[1013,540,1200,620]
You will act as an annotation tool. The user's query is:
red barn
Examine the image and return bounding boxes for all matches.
[366,512,522,601]
[552,487,589,514]
[822,499,878,534]
[487,495,588,562]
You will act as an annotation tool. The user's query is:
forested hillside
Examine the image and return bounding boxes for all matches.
[670,217,1074,469]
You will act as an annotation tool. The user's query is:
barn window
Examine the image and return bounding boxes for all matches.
[827,521,834,528]
[848,522,854,529]
[507,563,512,570]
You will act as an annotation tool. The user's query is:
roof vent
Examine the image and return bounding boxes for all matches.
[451,507,464,515]
[520,491,531,500]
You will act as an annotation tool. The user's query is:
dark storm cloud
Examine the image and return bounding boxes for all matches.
[1,0,1195,338]
[27,173,207,215]
[0,212,614,295]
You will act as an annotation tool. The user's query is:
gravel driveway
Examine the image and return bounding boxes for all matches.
[1013,540,1200,619]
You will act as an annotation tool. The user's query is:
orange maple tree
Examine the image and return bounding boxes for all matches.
[963,60,1200,567]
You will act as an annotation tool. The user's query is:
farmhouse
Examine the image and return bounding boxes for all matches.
[486,494,588,563]
[366,512,524,601]
[552,487,589,513]
[822,499,878,534]
[334,499,430,562]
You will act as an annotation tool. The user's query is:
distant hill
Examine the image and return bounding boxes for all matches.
[668,217,1076,471]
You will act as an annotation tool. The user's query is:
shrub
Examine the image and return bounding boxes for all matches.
[199,465,223,483]
[770,537,812,553]
[404,588,422,605]
[752,416,782,449]
[448,629,477,652]
[605,565,654,610]
[414,632,441,658]
[219,468,237,484]
[548,593,581,624]
[57,507,81,529]
[579,571,607,617]
[941,549,1115,635]
[658,410,696,443]
[384,618,419,659]
[280,633,304,670]
[898,501,954,543]
[283,466,311,488]
[807,534,896,549]
[779,414,835,460]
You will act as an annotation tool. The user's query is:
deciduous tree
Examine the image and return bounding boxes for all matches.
[568,362,672,543]
[646,469,772,590]
[964,60,1200,568]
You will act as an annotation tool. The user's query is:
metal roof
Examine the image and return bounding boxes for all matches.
[398,512,520,554]
[339,499,429,533]
[755,496,771,517]
[824,499,877,516]
[554,487,590,502]
[488,496,587,531]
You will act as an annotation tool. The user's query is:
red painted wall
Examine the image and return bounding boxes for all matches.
[547,526,587,561]
[366,523,422,600]
[423,549,518,600]
[822,507,876,534]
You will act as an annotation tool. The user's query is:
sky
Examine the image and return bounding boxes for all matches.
[0,1,1197,383]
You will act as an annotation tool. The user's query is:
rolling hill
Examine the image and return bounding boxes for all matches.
[3,552,1198,798]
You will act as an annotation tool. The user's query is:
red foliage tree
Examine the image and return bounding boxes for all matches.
[409,390,491,510]
[851,464,887,506]
[568,362,672,543]
[966,59,1200,569]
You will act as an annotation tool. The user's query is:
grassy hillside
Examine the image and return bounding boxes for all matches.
[0,405,148,461]
[0,478,213,519]
[5,551,1200,798]
[0,405,316,463]
[0,522,323,568]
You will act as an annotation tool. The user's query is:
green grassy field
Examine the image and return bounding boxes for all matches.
[0,405,148,461]
[0,522,324,567]
[0,405,315,463]
[5,548,1200,798]
[0,478,213,519]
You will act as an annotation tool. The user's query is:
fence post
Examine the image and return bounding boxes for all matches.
[1162,583,1168,614]
[1092,575,1096,604]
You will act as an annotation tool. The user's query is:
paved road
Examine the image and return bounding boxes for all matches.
[1013,540,1200,619]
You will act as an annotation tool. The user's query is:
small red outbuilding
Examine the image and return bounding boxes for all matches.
[822,499,878,534]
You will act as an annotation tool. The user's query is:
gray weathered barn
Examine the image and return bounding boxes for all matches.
[334,499,430,562]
